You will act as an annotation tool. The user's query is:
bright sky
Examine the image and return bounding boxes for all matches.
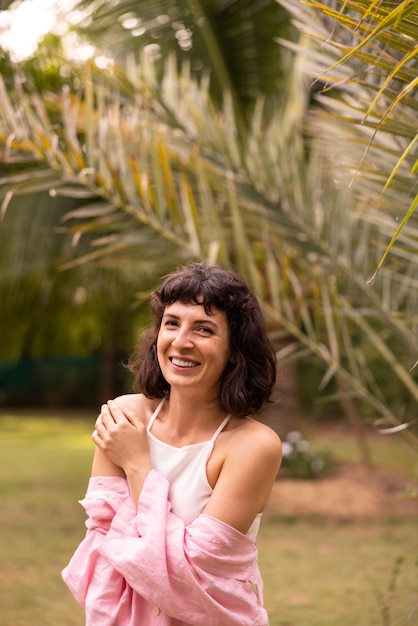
[0,0,74,61]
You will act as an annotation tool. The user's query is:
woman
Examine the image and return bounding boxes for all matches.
[62,262,282,626]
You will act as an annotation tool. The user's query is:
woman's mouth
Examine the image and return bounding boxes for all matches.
[170,357,199,368]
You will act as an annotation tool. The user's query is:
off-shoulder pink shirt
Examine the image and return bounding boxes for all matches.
[62,470,269,625]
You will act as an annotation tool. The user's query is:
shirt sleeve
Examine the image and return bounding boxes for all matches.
[61,476,131,612]
[62,470,268,626]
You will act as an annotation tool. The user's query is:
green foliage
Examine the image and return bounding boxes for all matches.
[20,33,82,94]
[0,192,149,360]
[281,430,335,479]
[0,45,14,84]
[0,0,418,452]
[71,0,294,116]
[0,356,126,407]
[280,0,418,278]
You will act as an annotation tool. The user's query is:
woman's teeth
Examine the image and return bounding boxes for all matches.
[171,358,197,368]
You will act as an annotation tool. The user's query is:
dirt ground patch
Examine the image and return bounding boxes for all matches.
[265,462,418,520]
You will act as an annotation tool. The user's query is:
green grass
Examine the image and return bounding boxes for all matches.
[259,520,418,626]
[0,411,417,626]
[0,413,92,626]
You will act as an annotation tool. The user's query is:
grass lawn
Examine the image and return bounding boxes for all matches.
[259,519,417,626]
[0,410,417,626]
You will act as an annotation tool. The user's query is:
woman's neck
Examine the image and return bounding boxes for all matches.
[158,392,227,443]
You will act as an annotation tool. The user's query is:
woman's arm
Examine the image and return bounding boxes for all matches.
[92,399,152,506]
[203,423,282,534]
[91,446,125,478]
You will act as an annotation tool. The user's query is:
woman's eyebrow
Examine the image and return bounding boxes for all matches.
[163,312,218,328]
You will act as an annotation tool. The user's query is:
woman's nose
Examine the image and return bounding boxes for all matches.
[171,327,193,347]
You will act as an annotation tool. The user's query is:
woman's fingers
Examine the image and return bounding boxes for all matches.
[123,408,143,428]
[96,401,123,432]
[106,399,128,424]
[93,400,142,447]
[91,401,148,472]
[94,405,115,442]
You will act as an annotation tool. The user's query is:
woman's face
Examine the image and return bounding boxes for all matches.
[157,301,231,399]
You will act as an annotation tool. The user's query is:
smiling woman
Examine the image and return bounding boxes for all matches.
[62,261,282,626]
[156,301,232,402]
[132,262,277,416]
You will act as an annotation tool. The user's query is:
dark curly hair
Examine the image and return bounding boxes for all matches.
[127,262,276,417]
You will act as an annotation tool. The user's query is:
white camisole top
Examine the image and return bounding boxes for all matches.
[147,398,262,541]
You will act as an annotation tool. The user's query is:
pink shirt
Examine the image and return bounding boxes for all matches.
[62,470,269,625]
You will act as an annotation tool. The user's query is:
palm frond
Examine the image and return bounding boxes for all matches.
[68,0,292,116]
[1,44,418,441]
[279,0,418,278]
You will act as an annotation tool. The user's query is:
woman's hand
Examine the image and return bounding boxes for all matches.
[93,400,147,473]
[92,400,152,503]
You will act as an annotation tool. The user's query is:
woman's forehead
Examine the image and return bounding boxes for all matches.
[163,300,224,318]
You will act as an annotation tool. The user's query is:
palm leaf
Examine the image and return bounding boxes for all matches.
[69,0,292,117]
[279,0,418,279]
[1,42,418,441]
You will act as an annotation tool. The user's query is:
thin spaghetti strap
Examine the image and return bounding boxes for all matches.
[210,414,231,442]
[147,398,166,432]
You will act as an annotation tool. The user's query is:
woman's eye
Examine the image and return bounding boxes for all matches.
[164,320,178,327]
[197,326,214,335]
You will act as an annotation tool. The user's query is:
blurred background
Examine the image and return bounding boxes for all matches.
[0,0,418,626]
[0,0,417,435]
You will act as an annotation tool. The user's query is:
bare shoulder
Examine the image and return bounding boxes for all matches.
[226,417,282,465]
[111,393,158,426]
[208,417,282,518]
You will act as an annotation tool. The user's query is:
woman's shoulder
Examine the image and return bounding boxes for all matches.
[111,393,161,426]
[226,416,282,461]
[213,417,282,507]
